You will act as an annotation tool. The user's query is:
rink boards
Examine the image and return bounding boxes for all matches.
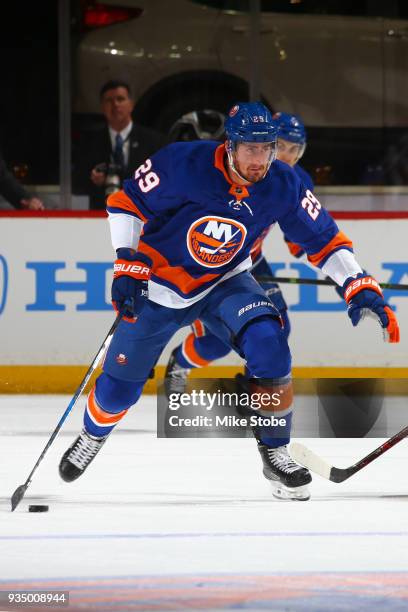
[0,211,407,391]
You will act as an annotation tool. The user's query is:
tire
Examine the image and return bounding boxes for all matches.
[150,84,247,141]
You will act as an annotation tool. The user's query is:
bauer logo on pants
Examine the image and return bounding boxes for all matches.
[187,216,247,268]
[0,255,8,316]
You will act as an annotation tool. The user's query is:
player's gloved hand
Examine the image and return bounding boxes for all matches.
[330,269,372,300]
[342,273,400,343]
[112,248,152,322]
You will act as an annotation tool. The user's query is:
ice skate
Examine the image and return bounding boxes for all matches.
[59,429,107,482]
[164,349,191,399]
[257,442,312,501]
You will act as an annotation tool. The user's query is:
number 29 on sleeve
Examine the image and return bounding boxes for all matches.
[301,189,321,221]
[135,159,160,193]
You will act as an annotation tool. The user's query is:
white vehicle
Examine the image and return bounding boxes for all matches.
[73,0,408,182]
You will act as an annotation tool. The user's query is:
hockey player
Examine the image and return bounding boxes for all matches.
[59,103,399,501]
[164,112,311,397]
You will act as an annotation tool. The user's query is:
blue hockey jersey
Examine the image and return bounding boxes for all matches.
[250,163,314,265]
[107,141,352,308]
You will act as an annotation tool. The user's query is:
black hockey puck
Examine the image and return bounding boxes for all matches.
[28,505,49,512]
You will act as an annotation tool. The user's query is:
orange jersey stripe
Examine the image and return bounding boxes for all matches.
[87,387,128,426]
[214,144,249,200]
[285,240,304,258]
[182,333,210,367]
[107,191,148,223]
[138,240,220,295]
[307,231,353,267]
[214,144,232,184]
[250,225,272,262]
[250,242,263,262]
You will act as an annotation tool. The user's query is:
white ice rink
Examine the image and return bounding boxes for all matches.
[1,394,408,611]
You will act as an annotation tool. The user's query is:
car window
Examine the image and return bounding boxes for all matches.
[395,1,408,19]
[190,0,408,19]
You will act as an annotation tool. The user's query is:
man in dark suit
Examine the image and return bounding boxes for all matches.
[0,151,44,209]
[72,80,166,210]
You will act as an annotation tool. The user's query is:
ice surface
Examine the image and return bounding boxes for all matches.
[0,395,407,611]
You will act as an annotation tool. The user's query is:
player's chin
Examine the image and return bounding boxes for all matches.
[246,169,265,182]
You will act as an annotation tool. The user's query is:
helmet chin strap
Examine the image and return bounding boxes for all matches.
[226,140,275,183]
[227,149,253,183]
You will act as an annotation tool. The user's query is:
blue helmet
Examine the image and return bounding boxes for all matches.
[224,102,277,181]
[225,102,277,143]
[272,111,306,161]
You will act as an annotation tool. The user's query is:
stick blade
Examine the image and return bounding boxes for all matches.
[290,442,332,480]
[11,484,28,512]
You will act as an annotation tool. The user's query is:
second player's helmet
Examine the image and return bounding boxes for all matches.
[272,111,307,161]
[224,102,277,180]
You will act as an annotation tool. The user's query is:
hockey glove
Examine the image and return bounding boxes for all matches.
[343,273,400,343]
[332,269,375,300]
[112,248,152,322]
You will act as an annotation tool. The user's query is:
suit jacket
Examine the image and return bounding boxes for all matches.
[72,123,167,210]
[0,152,30,209]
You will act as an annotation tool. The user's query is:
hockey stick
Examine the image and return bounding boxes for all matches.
[255,275,408,291]
[11,309,125,511]
[291,425,408,483]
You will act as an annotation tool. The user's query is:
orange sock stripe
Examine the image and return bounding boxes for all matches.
[192,319,205,338]
[182,334,210,368]
[250,381,293,413]
[87,388,128,426]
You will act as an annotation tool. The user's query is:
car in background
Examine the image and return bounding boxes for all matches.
[73,0,408,184]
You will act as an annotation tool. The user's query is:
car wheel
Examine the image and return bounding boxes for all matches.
[150,88,245,141]
[169,109,226,141]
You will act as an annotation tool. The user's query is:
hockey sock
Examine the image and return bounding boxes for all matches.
[84,373,143,437]
[250,376,293,448]
[174,344,194,369]
[256,411,293,448]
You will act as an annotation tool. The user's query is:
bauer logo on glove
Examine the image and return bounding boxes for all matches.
[112,248,152,322]
[113,262,151,278]
[342,273,400,343]
[343,276,381,302]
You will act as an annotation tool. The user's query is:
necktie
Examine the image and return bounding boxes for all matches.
[113,133,125,168]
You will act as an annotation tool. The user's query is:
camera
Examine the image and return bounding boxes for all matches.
[95,162,123,195]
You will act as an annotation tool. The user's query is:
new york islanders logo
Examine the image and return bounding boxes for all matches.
[187,216,247,268]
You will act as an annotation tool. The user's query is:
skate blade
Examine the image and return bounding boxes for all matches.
[269,482,310,501]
